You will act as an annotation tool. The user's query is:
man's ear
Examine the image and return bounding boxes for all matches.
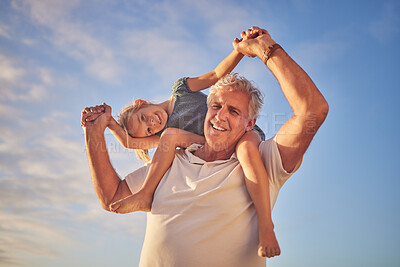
[245,119,256,132]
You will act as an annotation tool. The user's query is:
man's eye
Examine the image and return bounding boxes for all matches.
[212,105,220,109]
[141,115,145,121]
[231,110,239,115]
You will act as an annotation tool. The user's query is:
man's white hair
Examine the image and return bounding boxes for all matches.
[207,73,264,120]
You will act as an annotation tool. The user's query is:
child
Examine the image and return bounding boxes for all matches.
[82,28,280,258]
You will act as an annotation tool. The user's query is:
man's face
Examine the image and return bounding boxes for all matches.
[204,90,255,153]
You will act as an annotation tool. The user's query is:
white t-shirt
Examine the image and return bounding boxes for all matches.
[125,136,302,267]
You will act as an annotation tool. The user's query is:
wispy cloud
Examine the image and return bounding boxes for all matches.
[0,23,11,39]
[118,0,265,86]
[0,54,25,84]
[11,0,123,82]
[0,50,145,265]
[0,212,66,264]
[0,53,49,103]
[0,105,146,264]
[122,29,206,83]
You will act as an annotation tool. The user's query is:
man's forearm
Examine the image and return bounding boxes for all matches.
[264,48,329,117]
[85,128,121,210]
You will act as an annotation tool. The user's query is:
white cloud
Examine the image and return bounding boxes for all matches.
[0,52,52,103]
[0,54,25,83]
[38,68,53,84]
[122,29,205,83]
[0,211,70,265]
[0,84,47,103]
[11,0,123,82]
[0,23,11,39]
[21,38,36,46]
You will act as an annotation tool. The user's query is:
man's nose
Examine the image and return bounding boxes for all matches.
[215,107,228,121]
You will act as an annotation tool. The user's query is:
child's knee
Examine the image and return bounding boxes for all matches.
[237,131,262,150]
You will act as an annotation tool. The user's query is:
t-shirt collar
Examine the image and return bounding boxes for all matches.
[185,143,237,165]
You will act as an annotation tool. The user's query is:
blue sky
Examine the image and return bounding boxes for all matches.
[1,0,399,266]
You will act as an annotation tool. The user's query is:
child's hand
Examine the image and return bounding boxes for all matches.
[233,27,276,58]
[242,26,263,40]
[232,26,265,54]
[232,26,266,56]
[81,104,106,127]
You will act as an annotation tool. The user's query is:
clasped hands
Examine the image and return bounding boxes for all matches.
[81,102,111,132]
[233,26,277,59]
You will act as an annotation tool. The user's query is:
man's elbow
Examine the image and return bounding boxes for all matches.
[317,100,329,121]
[312,100,329,130]
[301,100,329,133]
[99,200,112,212]
[307,94,329,122]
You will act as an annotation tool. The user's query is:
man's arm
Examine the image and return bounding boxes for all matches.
[82,105,132,211]
[234,27,329,172]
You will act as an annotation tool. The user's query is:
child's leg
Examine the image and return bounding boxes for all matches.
[109,130,179,213]
[236,131,281,258]
[109,128,205,214]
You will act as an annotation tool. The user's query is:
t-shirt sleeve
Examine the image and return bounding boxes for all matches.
[124,164,150,194]
[171,77,192,97]
[252,124,266,141]
[259,136,302,189]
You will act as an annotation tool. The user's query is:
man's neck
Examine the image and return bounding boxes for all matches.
[193,144,235,162]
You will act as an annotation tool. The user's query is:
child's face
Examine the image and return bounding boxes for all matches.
[126,105,168,137]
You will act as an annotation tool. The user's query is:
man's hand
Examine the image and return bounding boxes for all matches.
[233,27,276,59]
[81,104,106,127]
[81,102,112,133]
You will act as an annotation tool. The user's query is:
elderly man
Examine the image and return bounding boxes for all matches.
[83,27,328,266]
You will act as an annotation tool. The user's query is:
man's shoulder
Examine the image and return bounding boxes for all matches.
[258,136,276,158]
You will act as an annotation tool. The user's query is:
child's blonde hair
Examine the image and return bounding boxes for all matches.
[118,100,151,162]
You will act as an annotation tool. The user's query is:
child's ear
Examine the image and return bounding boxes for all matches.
[245,119,256,132]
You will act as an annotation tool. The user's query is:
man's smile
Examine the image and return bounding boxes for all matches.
[210,122,228,132]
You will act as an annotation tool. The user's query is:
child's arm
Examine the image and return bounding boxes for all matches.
[187,49,244,92]
[236,130,281,258]
[109,128,205,213]
[187,28,261,92]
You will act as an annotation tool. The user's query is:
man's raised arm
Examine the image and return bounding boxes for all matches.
[234,27,329,172]
[82,104,132,211]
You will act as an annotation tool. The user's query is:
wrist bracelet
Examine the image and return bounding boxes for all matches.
[262,43,282,63]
